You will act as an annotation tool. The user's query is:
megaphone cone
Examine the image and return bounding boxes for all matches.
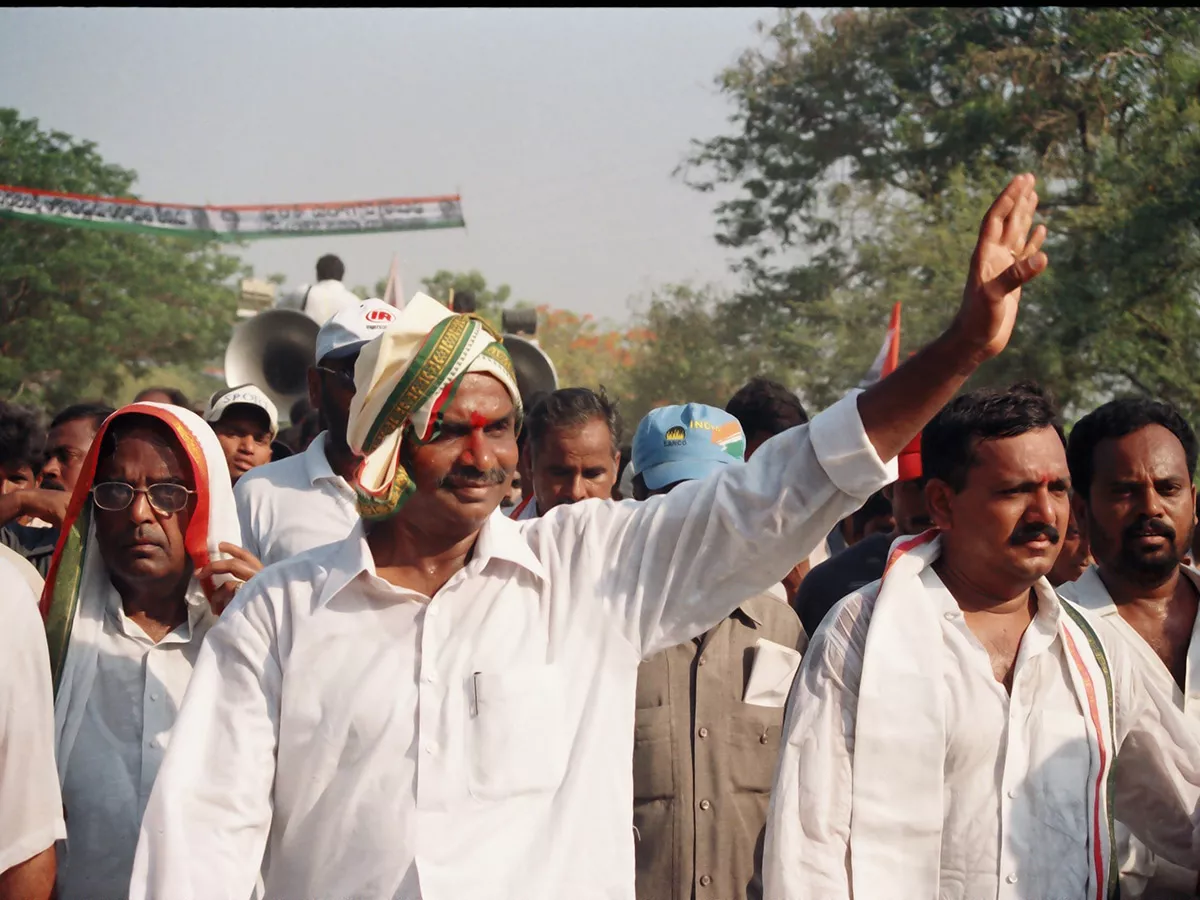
[224,309,320,412]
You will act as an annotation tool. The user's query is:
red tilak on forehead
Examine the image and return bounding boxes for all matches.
[470,412,490,429]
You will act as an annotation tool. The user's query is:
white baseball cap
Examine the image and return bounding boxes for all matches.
[315,298,399,365]
[205,384,279,437]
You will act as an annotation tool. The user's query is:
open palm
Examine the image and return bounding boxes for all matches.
[957,174,1048,362]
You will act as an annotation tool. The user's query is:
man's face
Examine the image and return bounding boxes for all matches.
[402,373,519,533]
[888,478,933,535]
[41,417,99,494]
[1078,424,1196,587]
[308,354,357,450]
[531,417,620,513]
[1048,506,1092,587]
[930,427,1070,592]
[93,426,195,592]
[212,408,274,483]
[0,461,36,495]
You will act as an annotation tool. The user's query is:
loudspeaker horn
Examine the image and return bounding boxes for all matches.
[224,308,320,412]
[501,334,558,408]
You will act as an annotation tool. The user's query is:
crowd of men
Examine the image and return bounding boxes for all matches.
[5,178,1200,900]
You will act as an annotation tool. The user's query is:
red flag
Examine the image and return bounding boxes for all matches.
[858,302,901,388]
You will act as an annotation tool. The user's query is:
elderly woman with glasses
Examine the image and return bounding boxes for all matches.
[37,401,259,900]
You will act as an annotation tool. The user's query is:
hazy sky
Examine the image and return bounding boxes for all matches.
[1,8,786,321]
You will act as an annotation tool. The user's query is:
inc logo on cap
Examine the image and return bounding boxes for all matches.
[365,308,395,324]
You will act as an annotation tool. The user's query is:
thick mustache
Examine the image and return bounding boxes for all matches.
[437,466,508,489]
[41,480,66,492]
[1124,518,1175,542]
[126,526,165,547]
[1010,522,1060,545]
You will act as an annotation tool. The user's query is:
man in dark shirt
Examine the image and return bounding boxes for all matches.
[794,432,931,636]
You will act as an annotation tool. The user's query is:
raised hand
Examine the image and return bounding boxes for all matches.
[197,542,264,616]
[953,173,1048,364]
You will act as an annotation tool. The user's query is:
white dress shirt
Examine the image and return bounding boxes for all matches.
[131,391,893,900]
[303,279,362,326]
[234,431,360,568]
[56,588,211,900]
[1063,565,1200,898]
[767,568,1200,900]
[0,560,65,876]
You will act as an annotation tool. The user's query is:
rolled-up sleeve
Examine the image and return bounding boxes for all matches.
[129,585,282,900]
[585,391,895,658]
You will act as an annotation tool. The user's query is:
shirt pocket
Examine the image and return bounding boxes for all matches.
[466,664,569,802]
[727,704,787,794]
[633,704,675,802]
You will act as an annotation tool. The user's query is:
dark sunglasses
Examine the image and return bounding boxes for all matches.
[316,365,356,391]
[91,481,196,514]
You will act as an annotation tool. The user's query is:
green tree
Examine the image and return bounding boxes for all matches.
[420,269,512,330]
[682,8,1200,419]
[0,109,247,411]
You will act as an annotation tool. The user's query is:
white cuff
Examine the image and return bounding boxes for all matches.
[808,389,898,499]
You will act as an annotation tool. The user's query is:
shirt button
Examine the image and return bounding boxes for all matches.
[698,727,709,739]
[1006,873,1018,884]
[699,799,711,811]
[149,693,159,701]
[425,742,439,755]
[699,874,712,887]
[759,732,770,744]
[423,673,437,685]
[698,657,706,667]
[1007,787,1017,799]
[943,611,958,620]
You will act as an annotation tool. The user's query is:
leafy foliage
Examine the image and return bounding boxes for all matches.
[681,8,1200,420]
[0,108,247,412]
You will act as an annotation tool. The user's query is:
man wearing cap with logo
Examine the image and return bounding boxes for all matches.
[132,177,1047,900]
[629,404,804,900]
[234,299,396,567]
[204,385,278,486]
[794,431,932,635]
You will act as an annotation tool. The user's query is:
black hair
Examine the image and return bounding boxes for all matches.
[725,377,808,439]
[0,401,46,473]
[50,402,116,434]
[135,386,191,408]
[451,290,478,314]
[525,387,623,457]
[1067,397,1199,500]
[851,490,893,536]
[923,381,1065,492]
[316,254,345,282]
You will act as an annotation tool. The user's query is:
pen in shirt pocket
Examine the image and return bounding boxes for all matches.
[471,671,481,717]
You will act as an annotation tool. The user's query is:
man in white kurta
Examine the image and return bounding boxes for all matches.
[1061,396,1200,898]
[765,385,1200,900]
[131,175,1054,900]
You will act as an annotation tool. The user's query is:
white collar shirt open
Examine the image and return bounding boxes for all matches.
[1061,565,1200,898]
[767,566,1200,900]
[131,391,895,900]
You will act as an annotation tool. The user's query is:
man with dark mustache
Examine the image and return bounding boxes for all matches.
[134,175,1059,900]
[767,383,1200,900]
[1061,397,1200,899]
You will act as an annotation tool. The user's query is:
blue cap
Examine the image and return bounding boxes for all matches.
[632,403,746,491]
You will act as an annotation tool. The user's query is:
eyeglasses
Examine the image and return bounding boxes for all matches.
[316,365,357,391]
[91,482,196,514]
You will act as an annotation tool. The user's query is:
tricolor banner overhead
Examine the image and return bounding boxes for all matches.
[0,184,466,240]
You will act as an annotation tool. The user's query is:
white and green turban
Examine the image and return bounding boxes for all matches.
[346,293,522,521]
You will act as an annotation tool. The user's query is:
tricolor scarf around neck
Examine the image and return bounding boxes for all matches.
[851,531,1119,900]
[346,292,522,521]
[38,402,243,783]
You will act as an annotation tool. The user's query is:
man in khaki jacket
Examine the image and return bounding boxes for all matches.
[629,404,806,900]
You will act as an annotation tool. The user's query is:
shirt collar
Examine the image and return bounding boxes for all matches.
[104,577,208,644]
[314,507,547,609]
[304,432,341,486]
